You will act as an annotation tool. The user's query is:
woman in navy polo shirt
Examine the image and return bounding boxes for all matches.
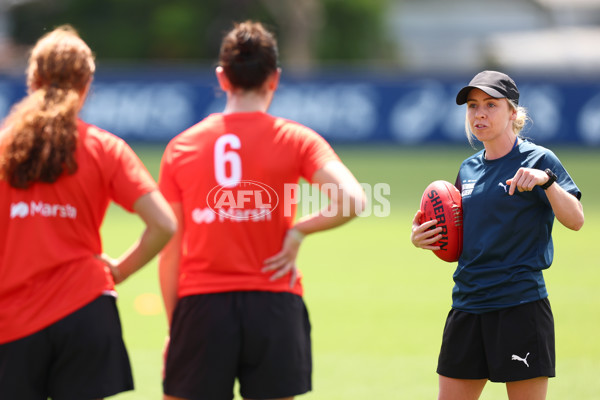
[411,70,584,400]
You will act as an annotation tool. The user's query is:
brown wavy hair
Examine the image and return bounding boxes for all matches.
[0,25,95,189]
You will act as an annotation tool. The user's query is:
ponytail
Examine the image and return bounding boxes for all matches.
[0,25,94,189]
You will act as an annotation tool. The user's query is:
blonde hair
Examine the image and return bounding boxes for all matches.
[464,98,529,147]
[0,25,95,188]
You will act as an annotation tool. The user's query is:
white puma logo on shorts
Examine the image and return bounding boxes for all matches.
[511,352,530,367]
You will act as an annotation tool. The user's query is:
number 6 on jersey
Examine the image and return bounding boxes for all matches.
[214,134,242,187]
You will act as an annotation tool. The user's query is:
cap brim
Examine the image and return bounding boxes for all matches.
[455,85,506,105]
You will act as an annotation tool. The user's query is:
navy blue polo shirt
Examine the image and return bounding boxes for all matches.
[452,140,581,313]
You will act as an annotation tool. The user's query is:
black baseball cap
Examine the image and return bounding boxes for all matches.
[456,70,519,105]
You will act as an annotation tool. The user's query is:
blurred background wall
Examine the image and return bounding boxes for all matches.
[2,0,600,146]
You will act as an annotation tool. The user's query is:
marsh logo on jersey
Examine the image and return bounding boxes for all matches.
[10,202,28,218]
[10,201,77,219]
[191,208,217,224]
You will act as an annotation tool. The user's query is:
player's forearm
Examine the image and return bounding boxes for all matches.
[159,250,180,326]
[113,191,177,281]
[293,187,366,235]
[158,202,184,326]
[297,160,366,236]
[545,184,584,231]
[115,226,174,281]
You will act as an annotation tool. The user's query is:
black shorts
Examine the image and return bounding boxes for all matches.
[164,291,312,399]
[0,295,133,400]
[437,298,555,382]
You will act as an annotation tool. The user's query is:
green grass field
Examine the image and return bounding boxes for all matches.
[104,144,599,400]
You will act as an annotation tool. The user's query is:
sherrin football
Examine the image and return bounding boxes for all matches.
[419,180,463,262]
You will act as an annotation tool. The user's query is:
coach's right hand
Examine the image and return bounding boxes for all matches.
[410,210,443,250]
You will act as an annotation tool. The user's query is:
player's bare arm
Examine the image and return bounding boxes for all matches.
[159,202,184,325]
[293,160,367,234]
[262,228,301,288]
[101,190,176,284]
[263,160,366,286]
[506,167,584,231]
[542,182,584,231]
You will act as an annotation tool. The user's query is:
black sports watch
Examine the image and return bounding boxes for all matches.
[541,168,557,190]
